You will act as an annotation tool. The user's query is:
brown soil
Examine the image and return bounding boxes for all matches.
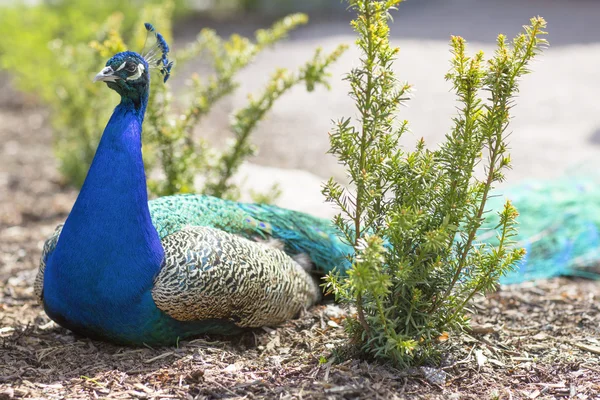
[1,82,600,400]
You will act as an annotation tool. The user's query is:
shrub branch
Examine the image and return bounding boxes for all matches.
[325,0,546,366]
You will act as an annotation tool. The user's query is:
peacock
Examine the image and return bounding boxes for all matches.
[34,24,352,346]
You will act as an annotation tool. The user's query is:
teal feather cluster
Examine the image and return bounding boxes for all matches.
[149,194,351,274]
[482,179,600,284]
[142,22,173,82]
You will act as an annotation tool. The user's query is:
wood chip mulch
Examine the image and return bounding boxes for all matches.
[2,274,600,399]
[1,81,600,400]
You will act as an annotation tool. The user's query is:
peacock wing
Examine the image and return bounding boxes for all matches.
[149,194,353,275]
[151,226,320,327]
[35,224,63,301]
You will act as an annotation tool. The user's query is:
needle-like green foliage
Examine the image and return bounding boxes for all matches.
[323,0,547,366]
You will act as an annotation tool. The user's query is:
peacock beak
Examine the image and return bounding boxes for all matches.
[93,66,118,83]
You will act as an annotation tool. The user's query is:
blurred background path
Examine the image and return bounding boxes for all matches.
[170,0,600,211]
[2,0,599,218]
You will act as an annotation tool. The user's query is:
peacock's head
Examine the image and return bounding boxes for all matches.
[93,23,173,102]
[94,51,149,94]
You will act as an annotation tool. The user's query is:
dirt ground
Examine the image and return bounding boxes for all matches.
[2,79,600,399]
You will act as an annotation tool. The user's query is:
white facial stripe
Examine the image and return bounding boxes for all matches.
[116,61,126,72]
[126,63,145,81]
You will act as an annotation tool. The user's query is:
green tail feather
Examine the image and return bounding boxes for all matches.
[149,194,352,274]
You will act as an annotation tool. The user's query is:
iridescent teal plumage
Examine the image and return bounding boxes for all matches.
[150,194,352,274]
[482,179,600,284]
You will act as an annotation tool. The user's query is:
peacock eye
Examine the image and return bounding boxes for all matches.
[125,63,137,73]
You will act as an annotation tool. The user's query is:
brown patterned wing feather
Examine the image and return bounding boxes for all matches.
[152,226,321,327]
[35,224,63,302]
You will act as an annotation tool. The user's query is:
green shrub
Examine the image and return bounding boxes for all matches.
[145,14,347,198]
[0,1,176,187]
[0,1,144,99]
[323,0,546,366]
[0,2,346,200]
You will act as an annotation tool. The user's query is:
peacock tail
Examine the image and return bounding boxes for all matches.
[482,178,600,284]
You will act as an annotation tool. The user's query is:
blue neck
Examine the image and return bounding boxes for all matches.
[49,97,163,308]
[120,92,149,124]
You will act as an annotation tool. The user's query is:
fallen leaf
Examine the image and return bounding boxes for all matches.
[327,320,340,328]
[420,367,447,386]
